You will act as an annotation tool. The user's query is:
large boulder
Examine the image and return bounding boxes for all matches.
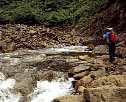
[87,44,95,51]
[73,71,90,80]
[15,78,34,95]
[75,67,105,90]
[116,47,126,57]
[68,64,91,77]
[14,72,37,95]
[68,64,103,77]
[77,86,86,95]
[84,86,126,102]
[91,75,126,88]
[75,76,93,90]
[79,55,91,62]
[73,64,91,73]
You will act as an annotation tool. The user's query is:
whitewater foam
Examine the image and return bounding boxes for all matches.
[0,73,20,102]
[29,78,74,102]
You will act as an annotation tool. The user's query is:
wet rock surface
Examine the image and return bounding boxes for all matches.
[84,86,126,102]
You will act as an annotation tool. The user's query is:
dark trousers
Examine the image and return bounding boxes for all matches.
[108,42,116,63]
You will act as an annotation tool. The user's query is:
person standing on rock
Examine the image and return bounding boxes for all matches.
[103,28,117,63]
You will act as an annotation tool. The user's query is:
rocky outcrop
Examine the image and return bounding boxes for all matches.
[67,50,126,102]
[14,72,37,95]
[84,86,126,102]
[91,75,126,88]
[74,67,105,90]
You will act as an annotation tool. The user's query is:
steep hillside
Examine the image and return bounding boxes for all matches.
[78,0,126,37]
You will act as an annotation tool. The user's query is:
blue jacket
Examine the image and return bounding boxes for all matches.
[103,32,110,41]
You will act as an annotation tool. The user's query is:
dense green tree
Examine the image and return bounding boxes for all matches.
[0,0,114,26]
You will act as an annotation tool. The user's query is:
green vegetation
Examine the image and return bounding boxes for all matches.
[0,0,114,26]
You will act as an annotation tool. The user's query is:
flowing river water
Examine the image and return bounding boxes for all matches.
[0,46,91,102]
[29,78,74,102]
[0,73,74,102]
[0,73,20,102]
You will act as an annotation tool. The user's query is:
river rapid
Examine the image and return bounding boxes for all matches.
[0,46,90,102]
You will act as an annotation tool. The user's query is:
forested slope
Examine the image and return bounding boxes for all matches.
[0,0,115,26]
[0,0,125,37]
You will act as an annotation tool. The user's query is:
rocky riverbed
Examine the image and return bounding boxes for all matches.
[0,44,126,102]
[53,47,126,102]
[0,46,92,102]
[0,24,126,102]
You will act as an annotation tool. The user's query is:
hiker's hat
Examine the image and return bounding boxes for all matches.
[106,28,113,31]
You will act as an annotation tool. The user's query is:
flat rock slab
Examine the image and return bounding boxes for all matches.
[95,45,108,55]
[91,75,126,88]
[74,64,90,73]
[84,86,126,102]
[39,46,92,56]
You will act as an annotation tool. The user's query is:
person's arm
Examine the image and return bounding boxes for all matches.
[104,32,110,44]
[106,38,109,44]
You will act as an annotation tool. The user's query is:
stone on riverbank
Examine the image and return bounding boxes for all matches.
[73,64,91,73]
[79,55,91,62]
[91,75,126,88]
[75,67,105,90]
[14,72,37,95]
[73,71,89,80]
[84,86,126,102]
[68,64,91,77]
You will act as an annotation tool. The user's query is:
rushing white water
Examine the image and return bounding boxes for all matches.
[0,46,90,102]
[39,46,90,55]
[0,72,74,102]
[0,72,20,102]
[29,78,74,102]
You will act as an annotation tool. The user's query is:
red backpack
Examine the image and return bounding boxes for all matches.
[110,32,117,41]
